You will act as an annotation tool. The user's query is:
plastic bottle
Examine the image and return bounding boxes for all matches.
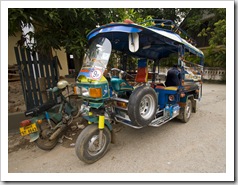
[165,104,170,117]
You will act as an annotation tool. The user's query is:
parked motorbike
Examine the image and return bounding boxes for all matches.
[19,79,82,150]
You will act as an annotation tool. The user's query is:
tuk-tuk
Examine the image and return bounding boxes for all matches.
[74,19,204,164]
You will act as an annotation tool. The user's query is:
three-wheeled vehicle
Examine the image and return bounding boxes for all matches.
[74,19,204,164]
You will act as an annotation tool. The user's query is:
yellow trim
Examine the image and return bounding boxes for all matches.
[88,112,93,124]
[164,86,178,91]
[78,75,107,83]
[98,116,105,129]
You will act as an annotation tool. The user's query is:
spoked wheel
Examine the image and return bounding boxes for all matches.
[75,124,111,164]
[35,120,58,150]
[180,99,192,123]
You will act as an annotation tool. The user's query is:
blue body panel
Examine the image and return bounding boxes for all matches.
[155,88,179,109]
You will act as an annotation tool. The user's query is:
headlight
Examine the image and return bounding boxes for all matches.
[82,87,89,96]
[74,86,89,96]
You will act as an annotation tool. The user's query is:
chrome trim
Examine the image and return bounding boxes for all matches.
[110,97,129,103]
[114,116,143,129]
[149,111,179,127]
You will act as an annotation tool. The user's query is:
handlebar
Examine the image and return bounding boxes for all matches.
[110,68,135,79]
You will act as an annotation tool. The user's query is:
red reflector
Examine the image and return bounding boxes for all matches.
[20,120,31,127]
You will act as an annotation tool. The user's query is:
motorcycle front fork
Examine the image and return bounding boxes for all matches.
[88,112,105,148]
[45,111,53,128]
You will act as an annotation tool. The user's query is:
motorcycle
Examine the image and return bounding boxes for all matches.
[19,79,82,150]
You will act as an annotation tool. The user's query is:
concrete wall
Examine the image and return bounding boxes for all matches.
[53,48,69,77]
[8,34,69,77]
[159,67,225,81]
[203,67,225,81]
[8,33,22,66]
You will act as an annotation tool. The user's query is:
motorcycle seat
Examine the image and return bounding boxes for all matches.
[25,101,57,117]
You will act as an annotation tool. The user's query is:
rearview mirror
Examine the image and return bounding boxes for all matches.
[129,33,139,52]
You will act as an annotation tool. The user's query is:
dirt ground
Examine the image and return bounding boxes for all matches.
[8,81,26,113]
[6,83,229,181]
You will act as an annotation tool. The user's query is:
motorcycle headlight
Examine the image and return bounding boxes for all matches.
[74,86,89,96]
[82,87,89,96]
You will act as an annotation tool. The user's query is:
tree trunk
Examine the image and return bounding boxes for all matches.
[73,53,84,80]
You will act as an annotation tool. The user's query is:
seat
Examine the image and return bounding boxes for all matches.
[25,101,56,117]
[135,59,148,83]
[135,67,148,82]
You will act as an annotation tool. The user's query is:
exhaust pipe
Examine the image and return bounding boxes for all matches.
[49,124,67,140]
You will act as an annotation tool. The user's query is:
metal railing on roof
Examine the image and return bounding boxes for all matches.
[139,19,197,47]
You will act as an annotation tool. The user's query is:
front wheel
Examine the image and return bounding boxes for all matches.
[75,124,111,164]
[35,120,58,150]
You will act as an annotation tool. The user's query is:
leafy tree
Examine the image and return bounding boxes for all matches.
[8,8,198,74]
[180,8,226,68]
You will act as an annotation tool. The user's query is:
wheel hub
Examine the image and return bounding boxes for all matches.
[88,135,105,156]
[139,95,155,119]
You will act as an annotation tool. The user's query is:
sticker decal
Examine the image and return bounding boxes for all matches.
[90,68,103,80]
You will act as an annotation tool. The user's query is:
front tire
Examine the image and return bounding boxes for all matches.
[35,120,58,150]
[75,124,111,164]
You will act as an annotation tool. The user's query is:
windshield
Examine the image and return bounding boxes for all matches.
[78,37,112,80]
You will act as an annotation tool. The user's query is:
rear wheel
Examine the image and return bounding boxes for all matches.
[35,120,58,150]
[128,86,157,127]
[180,99,192,123]
[75,124,111,164]
[70,97,82,118]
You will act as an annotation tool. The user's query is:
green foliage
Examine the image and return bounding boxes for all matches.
[209,19,226,47]
[181,8,226,68]
[202,46,226,68]
[9,8,225,71]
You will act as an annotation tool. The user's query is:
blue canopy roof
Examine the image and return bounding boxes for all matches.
[87,23,204,60]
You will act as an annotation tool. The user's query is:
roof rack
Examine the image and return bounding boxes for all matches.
[139,19,197,46]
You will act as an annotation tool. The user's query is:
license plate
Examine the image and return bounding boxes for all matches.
[20,123,38,136]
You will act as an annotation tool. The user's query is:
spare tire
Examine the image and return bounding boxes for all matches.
[128,86,157,127]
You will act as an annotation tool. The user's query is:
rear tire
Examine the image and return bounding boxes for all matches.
[70,97,82,118]
[128,86,157,127]
[180,99,192,123]
[75,124,111,164]
[35,120,58,150]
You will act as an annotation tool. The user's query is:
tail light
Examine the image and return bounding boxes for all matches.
[20,120,31,127]
[168,95,175,101]
[37,119,43,124]
[89,88,102,98]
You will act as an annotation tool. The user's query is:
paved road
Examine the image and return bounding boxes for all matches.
[6,83,228,181]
